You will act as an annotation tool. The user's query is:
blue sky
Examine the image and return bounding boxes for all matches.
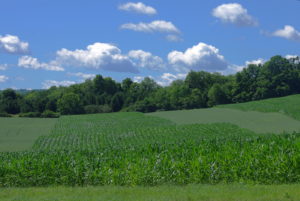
[0,0,299,89]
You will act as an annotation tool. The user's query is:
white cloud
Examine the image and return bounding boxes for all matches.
[168,42,228,72]
[285,55,298,60]
[128,50,166,71]
[18,56,64,71]
[121,20,180,33]
[68,72,96,80]
[212,3,257,26]
[166,34,183,42]
[133,76,145,83]
[0,75,8,83]
[0,35,29,54]
[56,42,138,73]
[118,2,157,15]
[272,25,300,42]
[0,64,8,70]
[156,73,187,86]
[285,55,300,64]
[245,58,265,66]
[42,80,76,89]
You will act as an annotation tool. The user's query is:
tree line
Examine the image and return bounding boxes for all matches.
[1,55,300,116]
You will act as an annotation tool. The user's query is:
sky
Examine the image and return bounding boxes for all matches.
[0,0,299,89]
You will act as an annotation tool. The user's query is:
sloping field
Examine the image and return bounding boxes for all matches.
[217,94,300,121]
[0,118,57,152]
[148,108,300,134]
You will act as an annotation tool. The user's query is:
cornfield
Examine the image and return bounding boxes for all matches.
[0,113,299,187]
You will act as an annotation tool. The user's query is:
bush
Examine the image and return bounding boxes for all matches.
[84,105,112,114]
[41,110,60,118]
[0,112,12,117]
[19,112,41,118]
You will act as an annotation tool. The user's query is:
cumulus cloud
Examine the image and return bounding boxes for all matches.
[128,50,166,71]
[0,35,29,54]
[168,42,228,72]
[245,58,265,66]
[0,64,8,70]
[121,20,180,33]
[118,2,157,15]
[42,80,76,89]
[68,72,96,80]
[222,58,265,75]
[272,25,300,42]
[212,3,257,26]
[133,76,145,83]
[0,75,8,83]
[156,73,187,86]
[56,42,138,73]
[285,55,300,64]
[18,56,64,71]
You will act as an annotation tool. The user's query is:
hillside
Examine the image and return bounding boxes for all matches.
[217,94,300,121]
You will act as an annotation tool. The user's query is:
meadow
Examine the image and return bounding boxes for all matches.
[217,94,300,120]
[148,108,300,134]
[0,118,57,152]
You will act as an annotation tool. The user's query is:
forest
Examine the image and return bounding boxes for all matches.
[1,55,300,116]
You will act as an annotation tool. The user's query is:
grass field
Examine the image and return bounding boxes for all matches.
[148,108,300,134]
[218,94,300,121]
[0,118,57,152]
[1,184,300,201]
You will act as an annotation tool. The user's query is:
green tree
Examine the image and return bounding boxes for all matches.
[57,92,83,114]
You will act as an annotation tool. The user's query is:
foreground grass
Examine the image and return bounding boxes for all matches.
[0,185,300,201]
[0,117,57,152]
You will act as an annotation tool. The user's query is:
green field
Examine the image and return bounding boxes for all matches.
[0,118,57,152]
[1,112,300,186]
[0,95,300,190]
[218,94,300,120]
[1,184,300,201]
[148,108,300,134]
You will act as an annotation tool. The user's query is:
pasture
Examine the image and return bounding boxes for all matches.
[0,118,57,152]
[217,94,300,120]
[148,108,300,134]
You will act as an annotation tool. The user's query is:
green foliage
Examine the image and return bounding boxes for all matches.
[57,92,83,115]
[41,110,60,118]
[19,112,41,118]
[0,112,12,117]
[208,83,229,107]
[0,89,21,114]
